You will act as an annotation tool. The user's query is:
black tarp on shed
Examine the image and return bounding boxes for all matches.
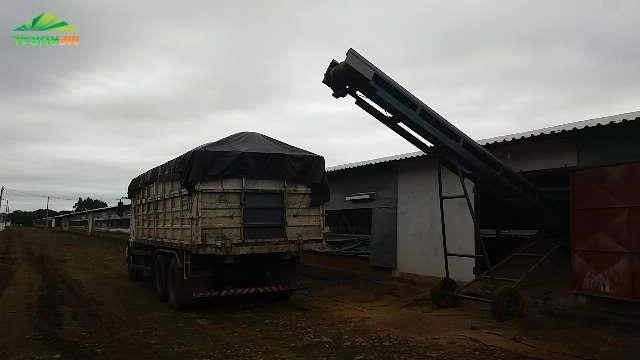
[127,132,329,205]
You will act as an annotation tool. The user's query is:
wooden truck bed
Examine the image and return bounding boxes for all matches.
[130,178,323,255]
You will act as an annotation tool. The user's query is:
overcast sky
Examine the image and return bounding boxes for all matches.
[2,1,639,211]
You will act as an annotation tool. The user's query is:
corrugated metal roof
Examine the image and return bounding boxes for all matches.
[326,110,640,172]
[327,151,424,172]
[479,110,640,145]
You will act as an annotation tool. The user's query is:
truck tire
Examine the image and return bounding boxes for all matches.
[153,255,168,301]
[127,264,143,282]
[127,254,143,282]
[167,257,190,310]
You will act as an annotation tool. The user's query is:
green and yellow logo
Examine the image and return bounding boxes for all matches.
[13,12,80,46]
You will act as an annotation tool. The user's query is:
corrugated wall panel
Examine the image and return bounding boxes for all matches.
[326,165,398,268]
[571,161,640,301]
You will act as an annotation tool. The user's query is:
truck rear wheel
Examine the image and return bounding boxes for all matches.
[153,255,168,301]
[167,257,190,310]
[128,264,143,282]
[127,254,143,282]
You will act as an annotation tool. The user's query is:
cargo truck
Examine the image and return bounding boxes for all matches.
[125,132,328,309]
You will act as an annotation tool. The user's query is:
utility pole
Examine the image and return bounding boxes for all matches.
[3,200,7,227]
[0,188,4,229]
[46,196,50,229]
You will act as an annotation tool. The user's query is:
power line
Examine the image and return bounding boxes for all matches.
[0,186,129,214]
[2,186,108,201]
[3,187,73,200]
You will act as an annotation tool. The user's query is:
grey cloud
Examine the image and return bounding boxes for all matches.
[2,0,640,210]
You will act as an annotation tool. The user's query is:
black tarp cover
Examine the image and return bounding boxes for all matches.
[128,132,329,205]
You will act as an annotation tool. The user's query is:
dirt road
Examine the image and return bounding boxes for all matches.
[0,229,637,359]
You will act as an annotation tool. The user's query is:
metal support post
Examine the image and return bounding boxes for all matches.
[437,158,451,280]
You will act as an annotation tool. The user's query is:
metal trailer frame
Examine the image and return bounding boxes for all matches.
[323,48,561,320]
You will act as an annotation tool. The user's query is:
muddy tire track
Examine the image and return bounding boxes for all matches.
[25,246,109,359]
[0,231,16,297]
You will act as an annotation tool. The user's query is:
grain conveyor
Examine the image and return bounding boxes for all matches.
[322,48,560,320]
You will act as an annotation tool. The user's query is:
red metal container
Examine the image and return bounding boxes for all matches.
[571,161,640,301]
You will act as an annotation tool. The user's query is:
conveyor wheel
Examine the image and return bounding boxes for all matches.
[491,286,524,321]
[430,278,460,308]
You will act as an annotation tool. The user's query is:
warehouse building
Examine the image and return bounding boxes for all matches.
[325,111,640,300]
[38,204,131,237]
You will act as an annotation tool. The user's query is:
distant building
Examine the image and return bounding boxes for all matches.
[36,204,131,237]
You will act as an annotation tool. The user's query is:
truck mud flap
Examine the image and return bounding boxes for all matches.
[192,284,304,298]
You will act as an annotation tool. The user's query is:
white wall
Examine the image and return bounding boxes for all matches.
[396,158,476,281]
[394,137,576,281]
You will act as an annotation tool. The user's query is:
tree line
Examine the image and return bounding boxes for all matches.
[6,197,108,226]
